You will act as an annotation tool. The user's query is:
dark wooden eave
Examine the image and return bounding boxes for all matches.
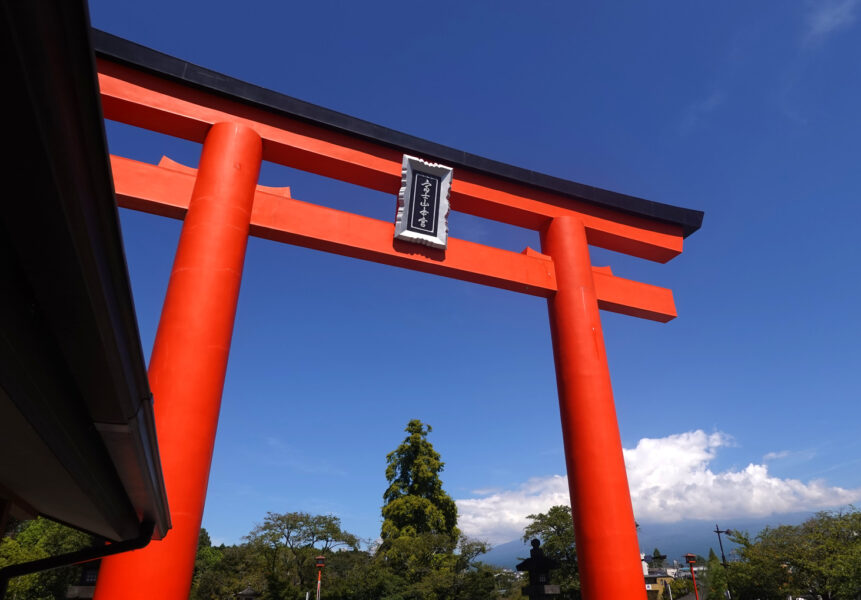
[0,0,169,541]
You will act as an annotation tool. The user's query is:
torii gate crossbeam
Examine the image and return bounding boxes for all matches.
[90,30,703,600]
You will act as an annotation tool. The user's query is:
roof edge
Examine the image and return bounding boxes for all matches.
[3,1,170,540]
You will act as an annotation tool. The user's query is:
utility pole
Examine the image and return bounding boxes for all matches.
[713,525,733,599]
[713,524,732,567]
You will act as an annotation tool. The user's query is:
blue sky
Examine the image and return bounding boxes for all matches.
[89,0,861,547]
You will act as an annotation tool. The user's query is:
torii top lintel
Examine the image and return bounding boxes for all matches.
[92,30,702,252]
[94,30,702,321]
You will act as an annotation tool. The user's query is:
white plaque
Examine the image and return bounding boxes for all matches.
[394,155,452,249]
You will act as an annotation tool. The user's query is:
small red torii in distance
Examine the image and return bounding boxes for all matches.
[91,30,702,600]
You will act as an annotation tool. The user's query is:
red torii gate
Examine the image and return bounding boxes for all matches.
[91,31,702,600]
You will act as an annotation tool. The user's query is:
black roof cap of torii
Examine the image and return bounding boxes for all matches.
[91,29,704,238]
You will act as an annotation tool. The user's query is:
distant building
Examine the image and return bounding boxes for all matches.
[644,574,674,600]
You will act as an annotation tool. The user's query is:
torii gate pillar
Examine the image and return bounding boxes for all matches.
[543,215,645,599]
[93,122,262,600]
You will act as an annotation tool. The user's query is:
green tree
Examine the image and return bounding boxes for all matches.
[316,548,399,600]
[194,420,511,600]
[794,508,861,599]
[522,505,578,599]
[192,528,223,588]
[651,547,666,568]
[703,548,728,600]
[726,508,861,600]
[191,542,264,600]
[191,513,362,600]
[378,535,496,600]
[246,511,359,599]
[0,517,92,600]
[668,577,693,598]
[377,420,496,600]
[725,526,801,600]
[381,420,459,545]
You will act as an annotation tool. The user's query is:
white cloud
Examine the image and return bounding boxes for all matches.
[804,0,859,44]
[456,430,861,544]
[457,476,570,544]
[763,450,791,461]
[625,430,860,521]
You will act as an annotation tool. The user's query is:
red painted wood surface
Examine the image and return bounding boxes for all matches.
[97,58,684,263]
[542,216,647,600]
[94,123,262,600]
[110,155,676,321]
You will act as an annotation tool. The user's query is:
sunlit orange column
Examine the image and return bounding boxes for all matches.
[542,215,646,600]
[94,122,262,600]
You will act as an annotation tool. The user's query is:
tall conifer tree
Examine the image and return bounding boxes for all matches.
[380,420,459,544]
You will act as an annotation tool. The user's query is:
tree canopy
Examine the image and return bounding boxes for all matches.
[703,548,729,600]
[0,517,92,600]
[246,512,359,598]
[187,420,509,600]
[381,420,459,544]
[375,420,504,600]
[522,505,578,598]
[726,507,861,600]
